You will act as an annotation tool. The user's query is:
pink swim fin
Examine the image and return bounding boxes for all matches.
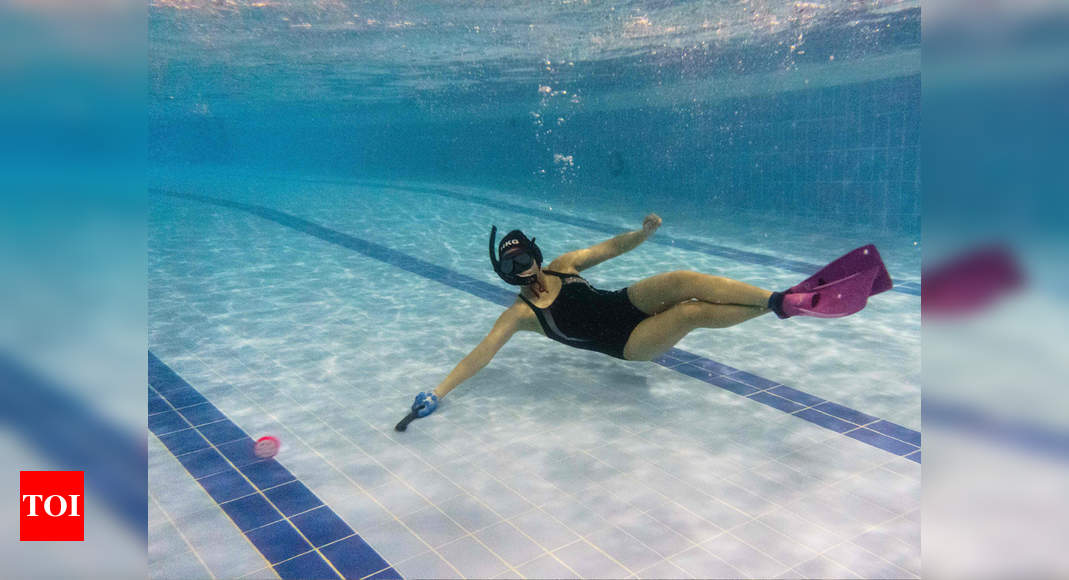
[777,266,882,319]
[789,244,893,297]
[922,245,1023,319]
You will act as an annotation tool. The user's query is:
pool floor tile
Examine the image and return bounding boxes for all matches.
[246,521,313,564]
[320,535,393,579]
[272,551,340,580]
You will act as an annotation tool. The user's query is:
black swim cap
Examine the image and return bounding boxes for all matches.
[489,226,543,286]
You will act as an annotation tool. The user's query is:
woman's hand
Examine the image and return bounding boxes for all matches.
[642,213,662,237]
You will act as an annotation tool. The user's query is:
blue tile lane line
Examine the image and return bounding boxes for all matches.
[148,352,397,579]
[0,352,146,533]
[153,188,921,462]
[356,182,921,297]
[924,399,1069,460]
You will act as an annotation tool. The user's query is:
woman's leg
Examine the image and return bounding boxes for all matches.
[627,270,773,315]
[622,301,769,361]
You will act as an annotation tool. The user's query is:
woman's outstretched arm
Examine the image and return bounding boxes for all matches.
[432,304,523,399]
[552,213,662,272]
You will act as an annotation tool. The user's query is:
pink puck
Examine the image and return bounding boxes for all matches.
[254,436,281,459]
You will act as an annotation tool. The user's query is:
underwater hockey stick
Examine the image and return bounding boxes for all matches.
[394,410,419,432]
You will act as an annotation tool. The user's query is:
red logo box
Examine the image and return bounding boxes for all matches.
[20,471,84,541]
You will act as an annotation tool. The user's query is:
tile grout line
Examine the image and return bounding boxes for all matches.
[148,489,223,580]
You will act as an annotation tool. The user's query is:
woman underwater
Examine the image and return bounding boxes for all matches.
[398,214,890,428]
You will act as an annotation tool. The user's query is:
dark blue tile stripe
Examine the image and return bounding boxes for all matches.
[321,536,392,579]
[274,550,343,580]
[153,189,920,462]
[815,401,879,426]
[844,428,919,456]
[869,419,922,447]
[749,391,806,414]
[794,408,858,433]
[148,352,395,579]
[706,374,761,396]
[924,399,1069,460]
[730,370,783,391]
[265,481,324,517]
[365,183,920,297]
[0,352,146,533]
[768,384,826,408]
[365,567,403,580]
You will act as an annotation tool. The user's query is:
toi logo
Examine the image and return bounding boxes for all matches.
[20,471,84,541]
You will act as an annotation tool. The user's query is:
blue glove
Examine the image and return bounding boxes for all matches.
[412,392,439,418]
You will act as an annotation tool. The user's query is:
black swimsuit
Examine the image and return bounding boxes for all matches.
[519,270,650,360]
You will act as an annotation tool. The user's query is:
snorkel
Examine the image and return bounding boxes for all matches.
[489,225,542,286]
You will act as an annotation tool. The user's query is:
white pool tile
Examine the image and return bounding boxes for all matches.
[707,479,778,516]
[359,519,429,565]
[454,470,534,520]
[729,519,819,569]
[538,495,613,537]
[515,553,580,580]
[792,555,863,579]
[701,532,790,578]
[637,558,695,579]
[394,550,462,580]
[670,545,743,579]
[586,525,663,572]
[882,455,921,480]
[475,521,546,567]
[493,470,565,508]
[148,497,168,529]
[404,467,466,505]
[554,539,632,579]
[645,501,722,544]
[150,548,211,580]
[366,477,433,518]
[852,526,921,576]
[756,507,844,553]
[823,540,916,579]
[835,466,921,516]
[149,522,189,565]
[172,505,269,579]
[437,535,510,579]
[312,476,395,532]
[882,512,921,548]
[782,492,870,540]
[568,483,645,525]
[437,493,504,533]
[509,508,580,552]
[402,506,467,548]
[615,512,693,559]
